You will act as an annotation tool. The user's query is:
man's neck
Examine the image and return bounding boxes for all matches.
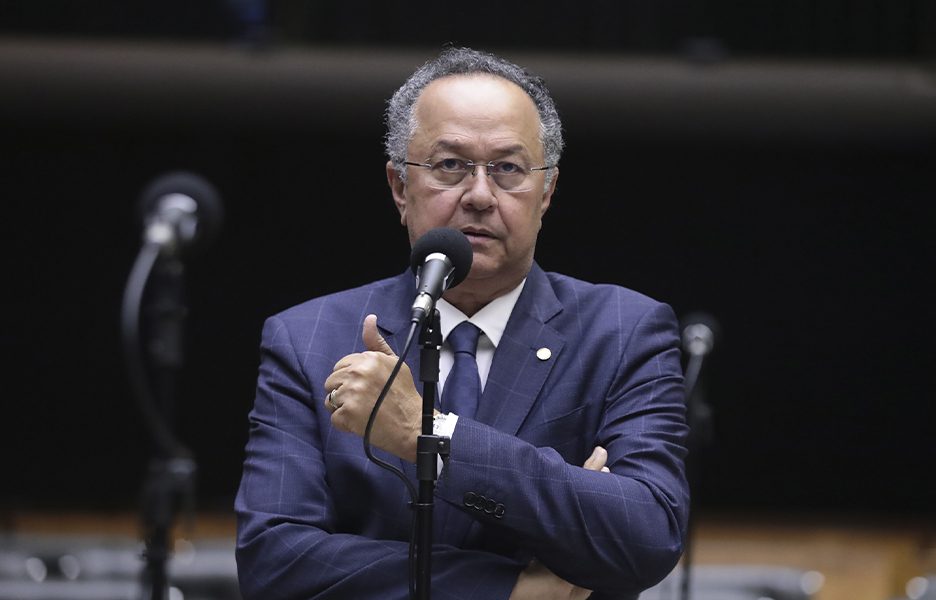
[443,280,516,316]
[442,294,487,317]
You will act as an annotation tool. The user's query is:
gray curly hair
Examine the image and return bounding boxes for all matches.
[384,47,564,187]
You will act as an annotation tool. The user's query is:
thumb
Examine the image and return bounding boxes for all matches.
[362,314,395,356]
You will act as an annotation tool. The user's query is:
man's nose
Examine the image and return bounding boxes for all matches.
[460,166,497,211]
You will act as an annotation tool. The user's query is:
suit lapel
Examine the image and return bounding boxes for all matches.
[476,264,565,435]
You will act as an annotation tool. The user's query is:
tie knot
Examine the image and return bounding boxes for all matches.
[448,321,481,356]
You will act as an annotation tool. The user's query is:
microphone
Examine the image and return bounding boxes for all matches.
[681,312,719,358]
[679,311,720,404]
[138,171,223,257]
[409,227,473,323]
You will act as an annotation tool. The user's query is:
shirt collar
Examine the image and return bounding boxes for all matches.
[436,279,526,348]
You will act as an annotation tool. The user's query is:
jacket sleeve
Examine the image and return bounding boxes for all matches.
[234,316,523,600]
[433,302,689,598]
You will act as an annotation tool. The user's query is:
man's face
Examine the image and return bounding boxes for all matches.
[387,74,558,306]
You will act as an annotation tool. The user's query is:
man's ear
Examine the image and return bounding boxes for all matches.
[386,161,407,225]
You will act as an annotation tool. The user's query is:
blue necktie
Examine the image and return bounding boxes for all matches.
[443,321,482,419]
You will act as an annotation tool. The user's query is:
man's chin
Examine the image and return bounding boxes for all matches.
[465,258,501,282]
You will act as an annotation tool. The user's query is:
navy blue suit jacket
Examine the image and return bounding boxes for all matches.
[235,263,689,599]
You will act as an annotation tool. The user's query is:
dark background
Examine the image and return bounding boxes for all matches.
[2,1,934,519]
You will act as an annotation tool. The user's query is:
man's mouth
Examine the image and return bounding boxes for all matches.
[461,229,495,242]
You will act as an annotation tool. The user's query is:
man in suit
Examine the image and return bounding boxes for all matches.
[235,46,689,599]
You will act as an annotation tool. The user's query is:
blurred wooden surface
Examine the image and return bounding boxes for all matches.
[690,512,936,600]
[2,510,935,600]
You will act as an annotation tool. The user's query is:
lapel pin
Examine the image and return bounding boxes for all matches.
[536,347,552,361]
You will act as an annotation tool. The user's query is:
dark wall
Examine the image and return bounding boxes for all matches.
[2,27,935,517]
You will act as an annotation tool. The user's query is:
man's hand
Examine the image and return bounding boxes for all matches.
[508,446,611,600]
[324,314,421,462]
[509,560,592,600]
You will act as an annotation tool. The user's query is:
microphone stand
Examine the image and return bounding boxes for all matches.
[414,309,448,600]
[678,351,715,600]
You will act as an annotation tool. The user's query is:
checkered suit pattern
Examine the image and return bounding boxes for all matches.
[235,263,689,600]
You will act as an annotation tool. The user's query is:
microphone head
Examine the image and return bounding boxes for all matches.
[138,170,224,253]
[680,311,720,357]
[409,227,473,289]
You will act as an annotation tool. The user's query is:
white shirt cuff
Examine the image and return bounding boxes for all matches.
[433,412,458,476]
[432,412,458,438]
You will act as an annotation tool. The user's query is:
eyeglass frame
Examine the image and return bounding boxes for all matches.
[402,158,554,191]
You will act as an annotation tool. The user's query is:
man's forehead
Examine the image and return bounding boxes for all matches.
[414,73,536,116]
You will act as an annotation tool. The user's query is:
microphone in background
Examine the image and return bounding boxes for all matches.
[409,227,473,324]
[138,171,224,257]
[681,311,719,359]
[679,311,720,400]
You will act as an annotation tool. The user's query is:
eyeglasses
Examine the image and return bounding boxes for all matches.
[404,157,553,192]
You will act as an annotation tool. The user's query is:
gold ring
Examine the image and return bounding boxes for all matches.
[327,388,341,410]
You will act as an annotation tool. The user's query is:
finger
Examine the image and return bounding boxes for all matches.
[362,314,395,356]
[601,466,610,473]
[572,586,593,600]
[583,445,608,471]
[323,370,345,399]
[332,354,359,372]
[323,387,341,411]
